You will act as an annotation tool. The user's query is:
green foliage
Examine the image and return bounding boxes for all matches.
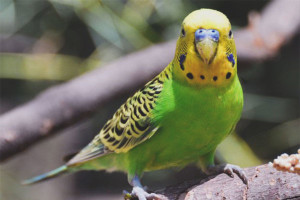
[0,53,99,80]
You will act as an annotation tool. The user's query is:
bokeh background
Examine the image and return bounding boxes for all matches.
[0,0,299,200]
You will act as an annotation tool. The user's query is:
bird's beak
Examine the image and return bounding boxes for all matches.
[195,29,219,65]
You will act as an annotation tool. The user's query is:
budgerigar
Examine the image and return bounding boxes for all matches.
[23,9,247,200]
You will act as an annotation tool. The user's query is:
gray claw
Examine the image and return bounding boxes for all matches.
[224,164,248,185]
[207,164,248,185]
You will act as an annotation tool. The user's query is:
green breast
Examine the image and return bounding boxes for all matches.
[143,74,243,170]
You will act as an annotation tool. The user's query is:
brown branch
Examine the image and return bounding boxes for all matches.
[0,0,300,162]
[155,164,300,200]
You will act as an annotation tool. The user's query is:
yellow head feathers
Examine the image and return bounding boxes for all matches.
[172,9,237,87]
[183,9,231,34]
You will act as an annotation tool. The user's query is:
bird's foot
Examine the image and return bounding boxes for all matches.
[123,186,160,200]
[207,164,248,185]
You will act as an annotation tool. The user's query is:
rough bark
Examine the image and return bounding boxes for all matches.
[155,164,300,200]
[1,0,300,162]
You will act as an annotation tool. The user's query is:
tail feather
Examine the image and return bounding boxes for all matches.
[22,165,68,185]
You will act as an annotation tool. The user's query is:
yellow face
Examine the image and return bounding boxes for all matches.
[172,9,237,87]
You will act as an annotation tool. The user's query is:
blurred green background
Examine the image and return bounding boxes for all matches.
[0,0,299,200]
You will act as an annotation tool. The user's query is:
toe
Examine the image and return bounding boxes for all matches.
[146,193,161,200]
[224,165,234,178]
[233,168,248,185]
[126,186,160,200]
[226,164,248,185]
[205,164,248,185]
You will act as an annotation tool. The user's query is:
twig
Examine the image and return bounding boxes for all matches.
[1,0,300,162]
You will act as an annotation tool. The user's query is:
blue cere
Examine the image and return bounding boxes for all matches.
[195,29,220,42]
[179,54,186,70]
[227,53,235,67]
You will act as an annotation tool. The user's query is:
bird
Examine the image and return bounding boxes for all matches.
[23,8,247,200]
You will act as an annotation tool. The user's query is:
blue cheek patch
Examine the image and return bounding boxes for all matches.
[227,53,235,67]
[179,54,186,70]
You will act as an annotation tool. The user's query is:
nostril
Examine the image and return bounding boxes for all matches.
[211,30,215,33]
[195,29,206,40]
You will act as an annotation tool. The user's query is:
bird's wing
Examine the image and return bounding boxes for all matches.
[67,71,170,166]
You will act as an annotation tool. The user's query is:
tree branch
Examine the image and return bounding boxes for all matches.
[155,164,300,200]
[1,0,300,162]
[235,0,300,61]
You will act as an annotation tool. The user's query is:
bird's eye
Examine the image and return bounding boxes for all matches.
[228,30,232,38]
[181,28,185,37]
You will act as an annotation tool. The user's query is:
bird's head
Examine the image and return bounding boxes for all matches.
[172,9,237,87]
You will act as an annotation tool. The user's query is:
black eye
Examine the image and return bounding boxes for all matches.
[181,28,185,37]
[228,30,232,38]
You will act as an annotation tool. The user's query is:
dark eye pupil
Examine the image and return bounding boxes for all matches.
[181,28,185,36]
[229,30,232,37]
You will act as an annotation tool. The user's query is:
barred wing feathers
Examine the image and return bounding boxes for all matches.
[67,69,171,166]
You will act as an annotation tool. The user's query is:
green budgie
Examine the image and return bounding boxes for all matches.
[23,9,247,199]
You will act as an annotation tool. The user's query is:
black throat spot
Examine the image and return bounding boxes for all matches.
[179,54,186,70]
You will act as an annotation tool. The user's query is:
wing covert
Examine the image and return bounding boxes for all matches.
[66,67,171,165]
[98,75,165,153]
